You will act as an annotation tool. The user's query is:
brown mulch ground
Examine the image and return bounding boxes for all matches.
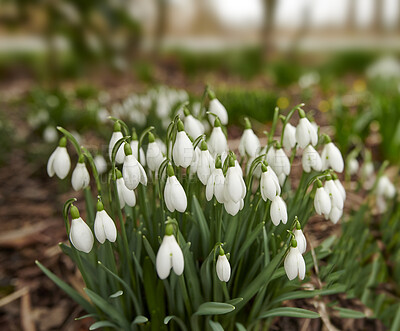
[0,66,388,330]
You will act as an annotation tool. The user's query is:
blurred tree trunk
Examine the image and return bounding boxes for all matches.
[372,0,384,32]
[346,0,357,31]
[262,0,277,56]
[154,0,167,55]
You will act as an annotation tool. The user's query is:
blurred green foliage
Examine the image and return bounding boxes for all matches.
[0,113,14,165]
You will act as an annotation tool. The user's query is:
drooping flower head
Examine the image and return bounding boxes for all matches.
[260,161,281,202]
[130,128,146,166]
[208,117,228,157]
[295,109,318,149]
[216,247,231,282]
[293,218,307,254]
[71,154,90,191]
[172,119,194,168]
[122,142,147,190]
[321,135,344,173]
[183,106,205,140]
[94,200,117,244]
[69,205,94,254]
[239,117,260,158]
[206,155,225,203]
[108,121,125,164]
[208,90,228,125]
[284,238,306,281]
[47,137,71,179]
[196,140,215,185]
[146,132,165,173]
[164,164,187,213]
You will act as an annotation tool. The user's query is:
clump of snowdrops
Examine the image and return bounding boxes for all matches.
[39,87,347,330]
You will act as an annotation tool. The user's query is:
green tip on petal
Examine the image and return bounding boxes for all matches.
[165,223,174,236]
[177,119,185,132]
[316,179,323,188]
[70,205,80,219]
[215,155,222,169]
[275,142,282,149]
[116,169,123,179]
[219,247,225,256]
[298,109,305,118]
[113,121,121,132]
[124,142,132,156]
[244,117,251,130]
[291,238,297,248]
[295,218,301,230]
[97,200,104,212]
[148,132,155,143]
[167,164,175,177]
[131,128,138,141]
[200,140,208,151]
[214,117,221,127]
[59,137,67,147]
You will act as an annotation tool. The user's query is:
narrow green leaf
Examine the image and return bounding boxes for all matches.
[258,307,320,319]
[75,313,97,321]
[192,195,211,257]
[194,302,235,316]
[209,320,224,331]
[333,307,365,319]
[236,322,247,331]
[226,298,243,306]
[143,235,156,265]
[235,221,265,262]
[164,315,188,331]
[36,261,95,314]
[89,321,118,330]
[132,315,148,324]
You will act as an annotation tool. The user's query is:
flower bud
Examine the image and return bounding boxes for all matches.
[69,205,94,253]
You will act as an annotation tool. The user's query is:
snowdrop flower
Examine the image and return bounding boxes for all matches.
[206,156,226,203]
[332,173,346,202]
[146,132,165,173]
[116,170,136,209]
[94,154,107,175]
[377,175,396,199]
[302,145,322,173]
[361,161,374,179]
[347,158,359,175]
[172,119,194,168]
[208,91,228,125]
[282,123,297,152]
[43,126,58,143]
[196,140,214,185]
[130,129,146,166]
[246,155,262,179]
[190,146,201,175]
[239,118,260,158]
[321,137,344,173]
[224,156,246,204]
[267,144,290,185]
[108,122,125,164]
[224,198,244,216]
[71,155,90,191]
[69,205,94,254]
[164,165,187,213]
[314,180,332,216]
[295,110,318,149]
[324,176,344,210]
[260,162,280,202]
[183,107,205,139]
[284,239,306,281]
[94,200,117,244]
[327,206,343,224]
[156,224,184,279]
[208,117,228,157]
[216,248,231,282]
[47,137,71,179]
[270,195,287,226]
[122,143,147,190]
[294,220,307,254]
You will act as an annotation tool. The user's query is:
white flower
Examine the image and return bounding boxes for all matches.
[156,226,184,279]
[260,164,280,202]
[324,178,344,210]
[69,206,94,254]
[321,141,344,173]
[224,160,246,204]
[208,127,228,157]
[216,252,231,282]
[314,184,332,216]
[122,145,147,190]
[295,115,318,149]
[283,123,297,151]
[333,176,346,202]
[377,175,396,199]
[116,174,136,209]
[146,134,165,173]
[94,203,117,244]
[47,138,71,179]
[172,121,194,168]
[347,158,359,175]
[184,112,205,139]
[302,145,322,173]
[361,161,374,178]
[326,206,343,224]
[94,154,107,175]
[71,160,90,191]
[130,139,146,166]
[206,157,225,203]
[43,126,58,143]
[196,142,214,185]
[190,147,201,175]
[108,125,125,164]
[208,98,228,125]
[224,198,244,216]
[267,147,290,183]
[270,195,287,226]
[294,229,307,254]
[164,165,187,213]
[284,245,306,280]
[239,119,260,157]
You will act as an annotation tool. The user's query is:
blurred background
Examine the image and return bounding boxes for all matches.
[1,0,400,330]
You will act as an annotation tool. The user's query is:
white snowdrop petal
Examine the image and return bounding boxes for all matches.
[94,211,106,244]
[47,148,57,177]
[284,248,298,280]
[69,217,94,253]
[297,252,306,280]
[54,147,71,179]
[294,229,307,254]
[102,211,117,242]
[156,237,172,279]
[170,237,184,276]
[208,99,228,125]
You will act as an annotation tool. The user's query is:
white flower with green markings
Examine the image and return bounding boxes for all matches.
[239,118,260,158]
[122,143,147,190]
[69,205,94,254]
[164,165,187,213]
[284,238,306,281]
[47,137,71,179]
[216,248,231,282]
[71,155,90,191]
[94,201,117,244]
[295,110,318,149]
[172,119,194,168]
